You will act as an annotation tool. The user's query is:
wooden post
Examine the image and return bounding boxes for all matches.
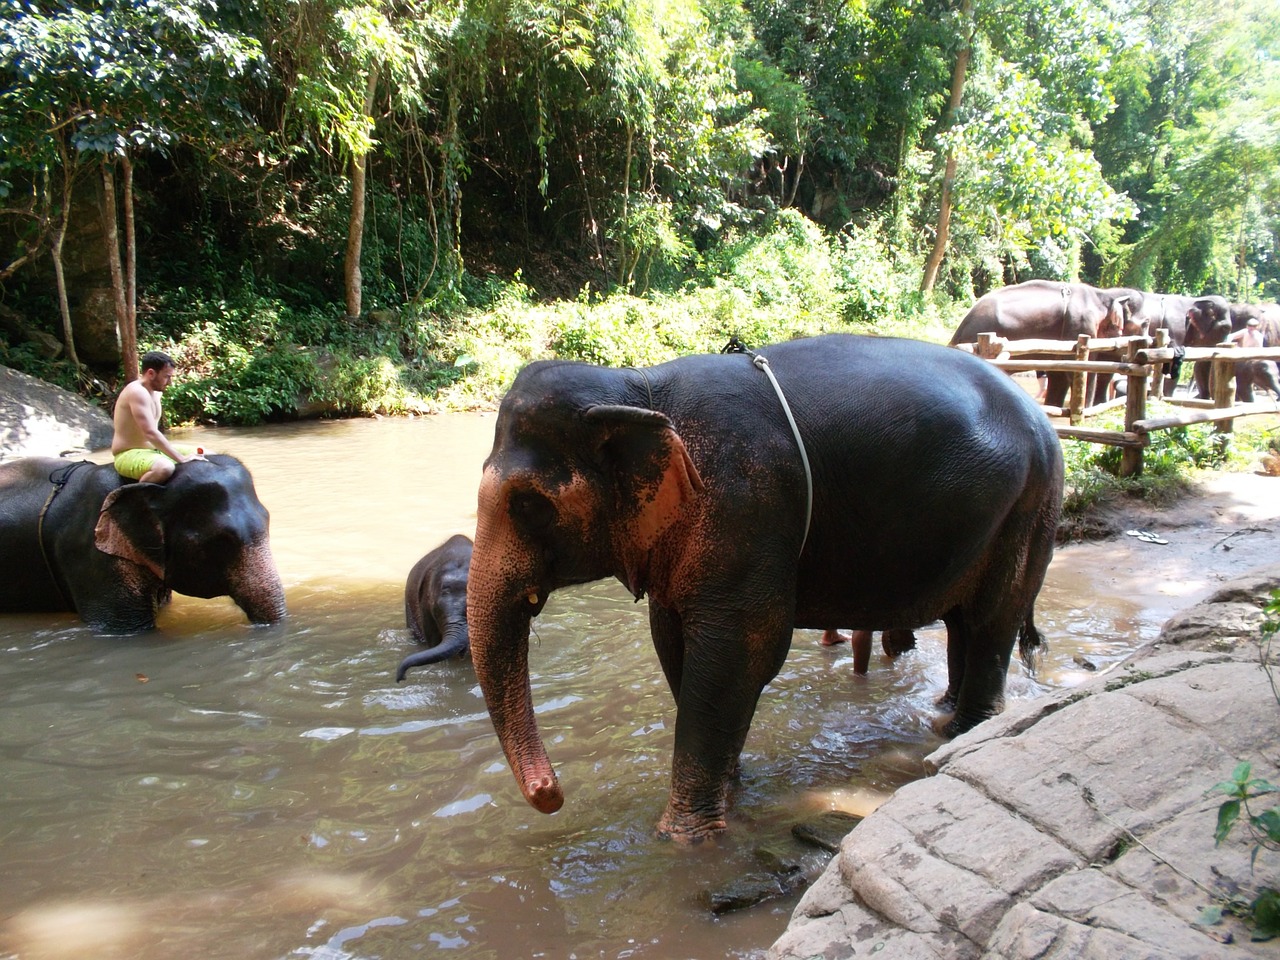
[1120,338,1149,477]
[975,332,1002,360]
[1069,334,1089,424]
[1150,328,1169,398]
[1210,351,1236,435]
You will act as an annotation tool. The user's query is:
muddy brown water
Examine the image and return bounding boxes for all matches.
[0,415,1206,959]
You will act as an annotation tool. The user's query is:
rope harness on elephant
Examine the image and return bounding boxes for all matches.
[720,337,813,553]
[745,351,814,555]
[631,344,813,555]
[37,461,90,609]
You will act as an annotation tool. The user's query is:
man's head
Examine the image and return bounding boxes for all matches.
[139,350,176,391]
[1248,318,1260,329]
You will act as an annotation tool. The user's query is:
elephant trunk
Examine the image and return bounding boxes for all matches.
[395,621,469,682]
[230,540,286,624]
[467,558,563,816]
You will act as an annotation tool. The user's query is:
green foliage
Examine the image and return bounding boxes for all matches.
[1059,401,1279,517]
[1206,760,1280,940]
[165,344,320,425]
[1198,589,1280,940]
[1101,0,1280,298]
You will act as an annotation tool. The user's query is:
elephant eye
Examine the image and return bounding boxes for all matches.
[509,488,556,531]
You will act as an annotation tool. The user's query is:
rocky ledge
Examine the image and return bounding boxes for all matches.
[770,568,1280,959]
[0,365,112,461]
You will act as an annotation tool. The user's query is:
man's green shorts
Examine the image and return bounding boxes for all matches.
[113,445,197,480]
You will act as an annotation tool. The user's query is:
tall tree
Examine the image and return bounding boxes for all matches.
[1100,0,1280,297]
[267,0,432,319]
[917,0,1133,293]
[0,0,263,379]
[921,0,973,295]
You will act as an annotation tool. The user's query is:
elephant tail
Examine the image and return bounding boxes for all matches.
[395,624,470,682]
[1017,612,1046,676]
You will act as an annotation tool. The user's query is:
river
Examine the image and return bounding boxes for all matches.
[0,414,1181,959]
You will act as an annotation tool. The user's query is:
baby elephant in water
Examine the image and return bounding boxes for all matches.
[395,534,473,682]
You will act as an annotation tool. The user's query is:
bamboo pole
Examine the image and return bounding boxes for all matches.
[1120,338,1149,477]
[1054,426,1145,446]
[1069,335,1089,424]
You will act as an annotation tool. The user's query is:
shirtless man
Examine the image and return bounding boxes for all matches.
[1231,316,1264,348]
[111,350,204,483]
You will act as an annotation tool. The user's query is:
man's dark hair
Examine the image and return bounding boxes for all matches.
[140,350,175,373]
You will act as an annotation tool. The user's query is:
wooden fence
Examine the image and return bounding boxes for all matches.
[965,331,1280,476]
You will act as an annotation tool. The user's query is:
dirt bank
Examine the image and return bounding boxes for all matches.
[1053,467,1280,633]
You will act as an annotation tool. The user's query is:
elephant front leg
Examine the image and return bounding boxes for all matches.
[655,620,789,842]
[649,602,685,704]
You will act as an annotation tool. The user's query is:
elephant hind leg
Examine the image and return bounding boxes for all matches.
[938,481,1059,736]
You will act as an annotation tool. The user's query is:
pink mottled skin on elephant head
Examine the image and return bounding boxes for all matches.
[467,409,702,823]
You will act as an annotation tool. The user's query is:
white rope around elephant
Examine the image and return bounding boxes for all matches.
[747,352,814,554]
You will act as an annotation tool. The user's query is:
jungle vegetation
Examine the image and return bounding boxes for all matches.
[0,0,1278,422]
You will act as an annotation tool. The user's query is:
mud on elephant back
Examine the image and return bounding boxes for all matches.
[0,455,286,633]
[466,333,1064,842]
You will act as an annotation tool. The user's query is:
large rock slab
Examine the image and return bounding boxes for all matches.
[0,365,112,461]
[770,567,1280,959]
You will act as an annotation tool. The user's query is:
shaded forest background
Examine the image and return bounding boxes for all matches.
[1,0,1278,422]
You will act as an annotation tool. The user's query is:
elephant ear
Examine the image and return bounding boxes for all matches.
[94,485,166,580]
[584,404,704,551]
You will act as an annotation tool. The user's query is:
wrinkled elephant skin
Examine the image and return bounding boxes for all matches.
[0,455,286,633]
[467,334,1064,841]
[396,534,473,681]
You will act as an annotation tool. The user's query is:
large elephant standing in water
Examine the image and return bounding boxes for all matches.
[949,280,1137,406]
[0,455,286,632]
[466,334,1063,841]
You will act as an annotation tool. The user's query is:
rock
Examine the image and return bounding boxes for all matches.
[0,365,113,461]
[69,286,121,365]
[700,867,806,916]
[769,564,1280,959]
[791,811,864,853]
[1154,572,1280,654]
[754,842,806,875]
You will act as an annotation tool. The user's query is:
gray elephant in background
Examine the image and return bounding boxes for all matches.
[1108,291,1232,396]
[949,280,1137,406]
[1185,298,1278,400]
[395,534,473,682]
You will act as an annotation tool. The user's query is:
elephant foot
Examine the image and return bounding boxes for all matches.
[881,628,918,657]
[934,704,1002,739]
[656,805,728,843]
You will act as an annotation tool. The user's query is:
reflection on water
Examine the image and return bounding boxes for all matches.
[0,415,1176,959]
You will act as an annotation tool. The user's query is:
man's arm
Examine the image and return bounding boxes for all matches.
[123,387,195,463]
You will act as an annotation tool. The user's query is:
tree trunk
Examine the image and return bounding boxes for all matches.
[99,161,135,382]
[52,138,80,368]
[618,124,633,289]
[344,70,379,321]
[921,0,975,296]
[123,154,137,349]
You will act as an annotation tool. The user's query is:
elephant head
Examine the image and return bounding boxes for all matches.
[1097,291,1138,338]
[1184,297,1232,347]
[466,369,703,817]
[93,456,286,623]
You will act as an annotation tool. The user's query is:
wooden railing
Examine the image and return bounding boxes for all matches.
[963,331,1280,476]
